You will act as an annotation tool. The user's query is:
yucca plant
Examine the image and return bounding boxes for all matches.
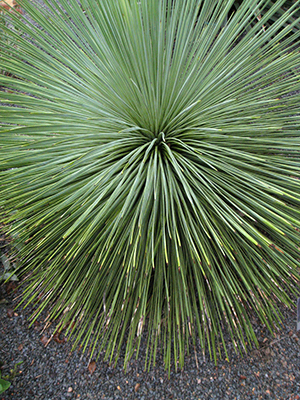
[0,0,300,373]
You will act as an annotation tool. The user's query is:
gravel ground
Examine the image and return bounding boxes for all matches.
[1,272,300,400]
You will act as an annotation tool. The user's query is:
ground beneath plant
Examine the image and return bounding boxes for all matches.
[1,275,300,400]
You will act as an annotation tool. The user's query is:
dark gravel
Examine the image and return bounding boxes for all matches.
[1,274,300,400]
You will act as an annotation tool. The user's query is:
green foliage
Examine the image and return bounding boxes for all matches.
[0,253,19,282]
[0,1,21,77]
[0,374,11,394]
[0,227,20,282]
[0,0,300,372]
[0,361,23,393]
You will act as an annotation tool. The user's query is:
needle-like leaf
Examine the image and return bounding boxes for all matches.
[0,0,300,373]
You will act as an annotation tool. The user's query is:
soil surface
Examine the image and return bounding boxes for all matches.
[1,260,300,400]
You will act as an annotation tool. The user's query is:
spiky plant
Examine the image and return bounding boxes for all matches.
[0,0,300,372]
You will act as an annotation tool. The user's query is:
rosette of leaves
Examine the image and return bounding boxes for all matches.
[0,0,300,372]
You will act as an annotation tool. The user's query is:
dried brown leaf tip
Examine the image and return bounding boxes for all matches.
[53,332,67,344]
[0,0,14,9]
[6,281,17,294]
[134,383,141,392]
[0,0,23,13]
[7,308,14,318]
[88,360,96,375]
[40,334,48,346]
